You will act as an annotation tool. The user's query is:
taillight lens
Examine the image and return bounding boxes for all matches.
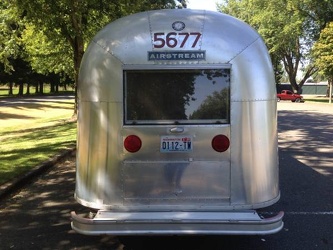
[212,135,230,152]
[124,135,142,153]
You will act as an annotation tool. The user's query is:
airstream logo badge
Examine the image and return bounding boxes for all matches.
[172,21,185,31]
[148,51,206,61]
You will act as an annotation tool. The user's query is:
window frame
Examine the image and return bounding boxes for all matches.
[123,64,231,125]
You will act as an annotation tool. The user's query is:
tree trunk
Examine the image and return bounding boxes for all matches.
[69,0,85,117]
[72,36,84,117]
[54,75,60,93]
[297,66,318,94]
[50,82,55,93]
[18,82,24,96]
[26,83,30,95]
[8,82,13,96]
[283,54,299,93]
[39,81,44,94]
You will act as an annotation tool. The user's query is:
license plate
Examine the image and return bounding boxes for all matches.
[160,136,192,152]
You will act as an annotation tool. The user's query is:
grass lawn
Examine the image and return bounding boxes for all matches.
[0,96,76,185]
[303,97,332,103]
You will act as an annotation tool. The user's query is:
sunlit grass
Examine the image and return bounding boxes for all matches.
[0,122,76,185]
[0,97,76,185]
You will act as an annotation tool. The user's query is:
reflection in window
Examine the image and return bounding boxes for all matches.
[124,68,230,124]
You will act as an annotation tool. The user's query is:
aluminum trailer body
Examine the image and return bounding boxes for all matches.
[71,9,283,235]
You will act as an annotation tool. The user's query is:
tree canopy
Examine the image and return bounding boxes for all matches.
[218,0,333,93]
[0,0,22,72]
[312,22,333,100]
[313,22,333,82]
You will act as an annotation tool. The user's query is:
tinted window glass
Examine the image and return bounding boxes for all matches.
[124,69,230,124]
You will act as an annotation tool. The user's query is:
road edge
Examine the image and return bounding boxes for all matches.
[0,147,76,200]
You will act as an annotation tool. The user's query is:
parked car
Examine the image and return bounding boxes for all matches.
[277,90,304,102]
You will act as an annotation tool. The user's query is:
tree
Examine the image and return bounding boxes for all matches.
[218,0,318,93]
[1,1,65,95]
[190,89,229,120]
[14,0,179,115]
[299,0,333,32]
[0,0,22,73]
[312,22,333,102]
[21,24,73,78]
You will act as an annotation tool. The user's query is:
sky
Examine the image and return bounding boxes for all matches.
[186,0,223,12]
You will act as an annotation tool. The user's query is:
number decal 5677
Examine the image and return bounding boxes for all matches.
[153,32,202,49]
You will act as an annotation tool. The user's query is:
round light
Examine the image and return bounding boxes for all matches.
[124,135,142,153]
[212,135,230,152]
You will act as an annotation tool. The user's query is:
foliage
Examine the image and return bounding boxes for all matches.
[0,0,22,72]
[21,24,73,77]
[190,89,229,120]
[218,0,333,92]
[300,0,333,33]
[0,1,69,95]
[312,22,333,83]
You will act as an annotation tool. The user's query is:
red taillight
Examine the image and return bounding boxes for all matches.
[212,134,230,152]
[124,135,142,153]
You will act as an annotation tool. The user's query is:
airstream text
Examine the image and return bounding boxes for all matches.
[148,51,206,61]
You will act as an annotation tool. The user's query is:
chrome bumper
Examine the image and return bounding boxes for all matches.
[71,210,284,235]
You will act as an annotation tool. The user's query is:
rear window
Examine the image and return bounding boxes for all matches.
[124,68,230,125]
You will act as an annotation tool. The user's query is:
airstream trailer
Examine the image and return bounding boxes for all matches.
[71,9,284,235]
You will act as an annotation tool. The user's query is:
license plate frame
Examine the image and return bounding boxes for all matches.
[160,135,193,153]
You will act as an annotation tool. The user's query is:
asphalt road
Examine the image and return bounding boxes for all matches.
[0,101,332,250]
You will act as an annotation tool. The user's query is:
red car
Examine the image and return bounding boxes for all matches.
[277,90,304,102]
